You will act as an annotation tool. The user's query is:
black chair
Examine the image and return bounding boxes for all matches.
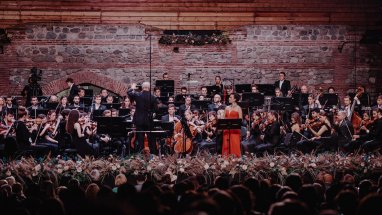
[60,133,77,157]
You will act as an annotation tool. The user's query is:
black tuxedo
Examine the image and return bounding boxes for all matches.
[68,84,79,102]
[274,80,291,97]
[334,119,354,147]
[128,89,158,154]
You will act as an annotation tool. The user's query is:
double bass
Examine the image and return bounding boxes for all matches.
[173,119,197,154]
[350,87,364,132]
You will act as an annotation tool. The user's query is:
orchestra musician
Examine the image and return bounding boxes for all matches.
[197,111,218,152]
[342,96,355,119]
[56,96,70,115]
[90,95,106,112]
[78,88,86,98]
[208,94,226,112]
[242,111,262,153]
[5,96,17,110]
[162,72,169,80]
[38,110,60,145]
[350,108,382,153]
[178,96,196,117]
[70,95,86,111]
[328,87,336,94]
[120,96,133,109]
[66,109,95,156]
[296,111,332,153]
[274,70,291,97]
[254,111,280,154]
[333,110,354,152]
[100,89,109,103]
[251,84,259,93]
[214,76,224,95]
[198,86,210,101]
[274,88,283,97]
[372,95,382,110]
[0,97,6,116]
[300,85,309,94]
[283,112,303,147]
[27,96,42,115]
[173,110,197,155]
[15,107,48,154]
[161,104,180,123]
[302,95,321,120]
[66,78,79,103]
[175,87,188,103]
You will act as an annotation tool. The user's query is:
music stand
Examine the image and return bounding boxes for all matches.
[235,84,251,93]
[96,117,127,137]
[80,97,93,106]
[155,106,168,120]
[271,97,294,111]
[241,93,264,107]
[45,102,59,110]
[292,93,309,108]
[103,103,121,110]
[206,85,221,96]
[319,93,339,107]
[119,108,131,118]
[158,96,169,104]
[92,109,104,118]
[156,80,174,97]
[84,89,94,97]
[257,84,275,96]
[216,119,242,154]
[192,100,209,111]
[30,109,49,119]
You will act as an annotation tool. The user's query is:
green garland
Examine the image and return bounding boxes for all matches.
[159,33,231,46]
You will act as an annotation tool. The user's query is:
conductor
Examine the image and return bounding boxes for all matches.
[128,82,158,154]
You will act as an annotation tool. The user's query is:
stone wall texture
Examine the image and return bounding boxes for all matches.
[0,23,381,101]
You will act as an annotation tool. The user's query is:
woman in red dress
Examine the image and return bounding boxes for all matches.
[222,93,243,157]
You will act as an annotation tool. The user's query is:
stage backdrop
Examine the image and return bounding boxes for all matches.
[0,0,381,100]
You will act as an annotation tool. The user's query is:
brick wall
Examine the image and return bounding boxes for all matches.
[0,23,380,101]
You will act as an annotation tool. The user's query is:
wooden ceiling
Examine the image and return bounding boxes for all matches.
[0,0,381,30]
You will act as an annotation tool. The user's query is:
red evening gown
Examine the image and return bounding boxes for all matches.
[222,109,241,157]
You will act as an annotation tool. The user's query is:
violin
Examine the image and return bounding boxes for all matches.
[173,120,197,154]
[308,120,322,132]
[357,119,374,134]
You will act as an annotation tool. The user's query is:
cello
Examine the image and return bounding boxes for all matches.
[349,87,364,132]
[173,118,196,154]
